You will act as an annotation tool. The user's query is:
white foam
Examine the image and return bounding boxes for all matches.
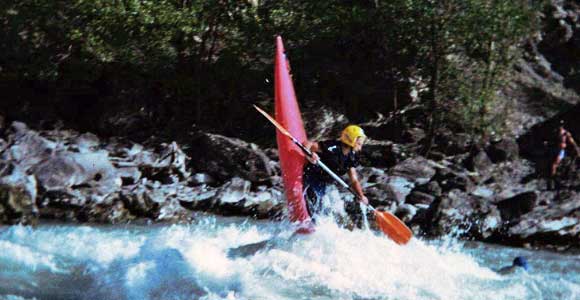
[125,261,155,287]
[1,216,579,300]
[0,241,63,273]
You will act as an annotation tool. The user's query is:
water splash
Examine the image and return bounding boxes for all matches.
[0,216,578,300]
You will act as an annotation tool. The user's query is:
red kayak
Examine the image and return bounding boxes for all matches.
[264,37,411,242]
[274,36,313,232]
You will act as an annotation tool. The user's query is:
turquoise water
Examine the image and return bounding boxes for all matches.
[0,215,578,300]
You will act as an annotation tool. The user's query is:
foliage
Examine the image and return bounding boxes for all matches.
[0,0,542,142]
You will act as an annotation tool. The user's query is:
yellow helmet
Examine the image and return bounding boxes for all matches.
[340,125,366,147]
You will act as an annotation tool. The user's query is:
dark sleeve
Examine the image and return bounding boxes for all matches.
[317,140,332,151]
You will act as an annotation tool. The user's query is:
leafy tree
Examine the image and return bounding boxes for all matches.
[0,0,542,144]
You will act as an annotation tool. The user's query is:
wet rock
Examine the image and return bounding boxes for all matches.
[0,162,38,227]
[119,180,199,222]
[208,177,284,218]
[263,148,279,161]
[178,185,218,211]
[499,193,580,247]
[390,156,436,185]
[471,186,495,199]
[406,191,436,206]
[431,166,475,193]
[156,141,190,179]
[85,197,133,223]
[360,167,387,185]
[4,122,56,167]
[395,203,417,223]
[156,199,195,223]
[402,127,426,144]
[486,138,519,163]
[463,148,493,183]
[189,132,276,183]
[32,151,122,202]
[117,166,142,185]
[190,173,216,186]
[125,142,190,183]
[365,183,399,207]
[242,188,284,218]
[413,181,442,197]
[302,108,348,141]
[360,141,400,168]
[74,132,101,152]
[435,132,473,155]
[362,167,415,205]
[386,176,415,204]
[121,185,160,219]
[465,148,493,171]
[496,191,538,222]
[214,177,251,205]
[32,155,85,190]
[421,189,501,239]
[0,162,37,206]
[0,184,37,225]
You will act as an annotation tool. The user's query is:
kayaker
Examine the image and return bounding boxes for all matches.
[496,256,529,274]
[303,125,368,222]
[548,121,579,190]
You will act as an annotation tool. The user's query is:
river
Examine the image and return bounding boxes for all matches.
[0,212,578,300]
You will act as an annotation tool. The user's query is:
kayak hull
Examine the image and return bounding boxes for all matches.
[274,36,312,231]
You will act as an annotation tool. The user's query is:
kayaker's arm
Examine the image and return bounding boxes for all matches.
[304,140,320,164]
[348,168,368,205]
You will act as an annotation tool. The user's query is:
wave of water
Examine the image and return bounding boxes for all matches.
[0,215,578,300]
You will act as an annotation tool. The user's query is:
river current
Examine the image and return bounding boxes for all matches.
[0,213,578,300]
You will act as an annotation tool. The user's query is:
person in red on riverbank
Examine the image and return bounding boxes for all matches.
[548,121,579,190]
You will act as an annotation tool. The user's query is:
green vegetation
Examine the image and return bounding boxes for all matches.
[0,0,541,143]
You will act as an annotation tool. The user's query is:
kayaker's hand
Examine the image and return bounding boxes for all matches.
[307,152,319,164]
[359,195,369,205]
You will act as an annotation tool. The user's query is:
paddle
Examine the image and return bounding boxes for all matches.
[254,105,412,245]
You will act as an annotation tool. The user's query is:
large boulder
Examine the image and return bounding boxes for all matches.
[3,122,56,168]
[189,133,277,184]
[420,189,501,239]
[498,193,580,249]
[390,156,436,185]
[33,151,122,203]
[496,191,538,223]
[360,167,413,205]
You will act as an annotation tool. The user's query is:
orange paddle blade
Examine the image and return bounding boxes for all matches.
[374,210,412,245]
[254,105,294,139]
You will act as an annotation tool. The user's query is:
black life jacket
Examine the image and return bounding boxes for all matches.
[303,140,359,183]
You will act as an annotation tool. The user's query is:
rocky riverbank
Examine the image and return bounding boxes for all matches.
[1,108,579,252]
